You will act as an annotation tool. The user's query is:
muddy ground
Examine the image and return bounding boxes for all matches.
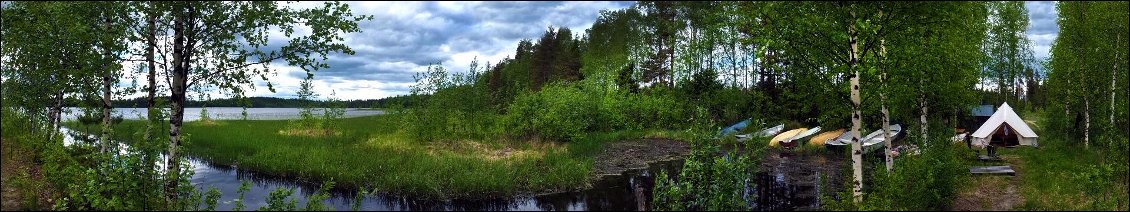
[592,138,689,179]
[949,154,1024,211]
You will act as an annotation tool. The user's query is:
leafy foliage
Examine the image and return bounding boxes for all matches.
[258,188,298,211]
[303,181,335,211]
[823,139,966,211]
[652,137,761,211]
[501,78,702,141]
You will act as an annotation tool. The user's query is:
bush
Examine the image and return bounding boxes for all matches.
[404,62,495,142]
[652,136,762,211]
[499,78,704,141]
[259,187,299,211]
[501,82,595,140]
[625,90,696,130]
[823,138,966,211]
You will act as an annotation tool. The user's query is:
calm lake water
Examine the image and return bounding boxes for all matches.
[59,107,385,122]
[58,107,846,210]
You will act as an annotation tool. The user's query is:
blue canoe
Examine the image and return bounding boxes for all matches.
[719,118,752,137]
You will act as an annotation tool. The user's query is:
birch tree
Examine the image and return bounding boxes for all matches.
[1,2,103,138]
[155,1,370,204]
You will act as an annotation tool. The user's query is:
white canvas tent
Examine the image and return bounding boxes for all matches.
[971,103,1038,148]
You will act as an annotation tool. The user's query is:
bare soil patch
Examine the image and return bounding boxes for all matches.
[950,155,1024,211]
[592,138,689,178]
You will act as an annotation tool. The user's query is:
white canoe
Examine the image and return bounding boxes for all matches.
[826,130,864,146]
[736,124,785,140]
[862,124,902,153]
[783,127,822,145]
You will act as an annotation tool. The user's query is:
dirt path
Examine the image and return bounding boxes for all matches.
[1,138,53,211]
[949,155,1025,211]
[592,138,689,178]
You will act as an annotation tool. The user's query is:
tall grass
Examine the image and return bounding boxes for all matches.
[84,114,610,199]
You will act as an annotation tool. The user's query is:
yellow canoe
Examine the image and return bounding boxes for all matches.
[808,129,846,146]
[769,128,806,147]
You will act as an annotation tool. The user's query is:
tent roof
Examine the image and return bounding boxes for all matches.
[971,103,1038,139]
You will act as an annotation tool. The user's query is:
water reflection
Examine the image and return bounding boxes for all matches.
[751,152,846,211]
[59,107,385,122]
[183,151,684,211]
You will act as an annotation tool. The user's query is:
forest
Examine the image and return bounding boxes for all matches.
[2,1,1127,211]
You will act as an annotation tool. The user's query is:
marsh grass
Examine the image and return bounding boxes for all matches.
[276,128,341,137]
[77,114,683,199]
[793,141,830,155]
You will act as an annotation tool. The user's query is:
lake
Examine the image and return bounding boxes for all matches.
[59,107,386,122]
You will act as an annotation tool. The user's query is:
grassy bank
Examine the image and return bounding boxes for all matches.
[73,114,689,199]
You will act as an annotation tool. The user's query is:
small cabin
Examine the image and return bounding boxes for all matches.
[969,105,994,129]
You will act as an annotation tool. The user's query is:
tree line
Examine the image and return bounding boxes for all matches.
[404,1,1126,208]
[96,95,423,108]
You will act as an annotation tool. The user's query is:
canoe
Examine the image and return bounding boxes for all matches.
[862,124,902,153]
[769,128,806,147]
[808,129,845,146]
[951,132,968,143]
[756,124,785,137]
[826,130,868,146]
[735,124,784,141]
[719,119,752,136]
[782,127,822,147]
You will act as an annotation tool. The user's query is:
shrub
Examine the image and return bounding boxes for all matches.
[501,82,595,140]
[823,138,966,211]
[259,187,299,211]
[405,62,495,142]
[499,77,705,141]
[652,136,762,211]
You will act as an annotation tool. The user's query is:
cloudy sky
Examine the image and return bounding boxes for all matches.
[211,1,635,101]
[1025,1,1058,62]
[190,1,1059,101]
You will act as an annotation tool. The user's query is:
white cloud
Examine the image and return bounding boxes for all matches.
[251,1,637,100]
[1025,1,1058,61]
[108,1,633,101]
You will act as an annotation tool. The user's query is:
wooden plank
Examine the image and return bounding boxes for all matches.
[978,155,1003,162]
[970,166,1016,176]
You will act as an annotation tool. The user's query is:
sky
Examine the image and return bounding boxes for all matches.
[194,1,637,101]
[139,1,1060,101]
[1024,1,1058,63]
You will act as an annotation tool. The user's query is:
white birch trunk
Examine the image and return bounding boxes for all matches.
[145,7,158,142]
[165,8,186,205]
[100,18,114,154]
[849,9,864,203]
[921,92,928,143]
[1084,96,1090,149]
[881,37,892,172]
[1111,36,1118,127]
